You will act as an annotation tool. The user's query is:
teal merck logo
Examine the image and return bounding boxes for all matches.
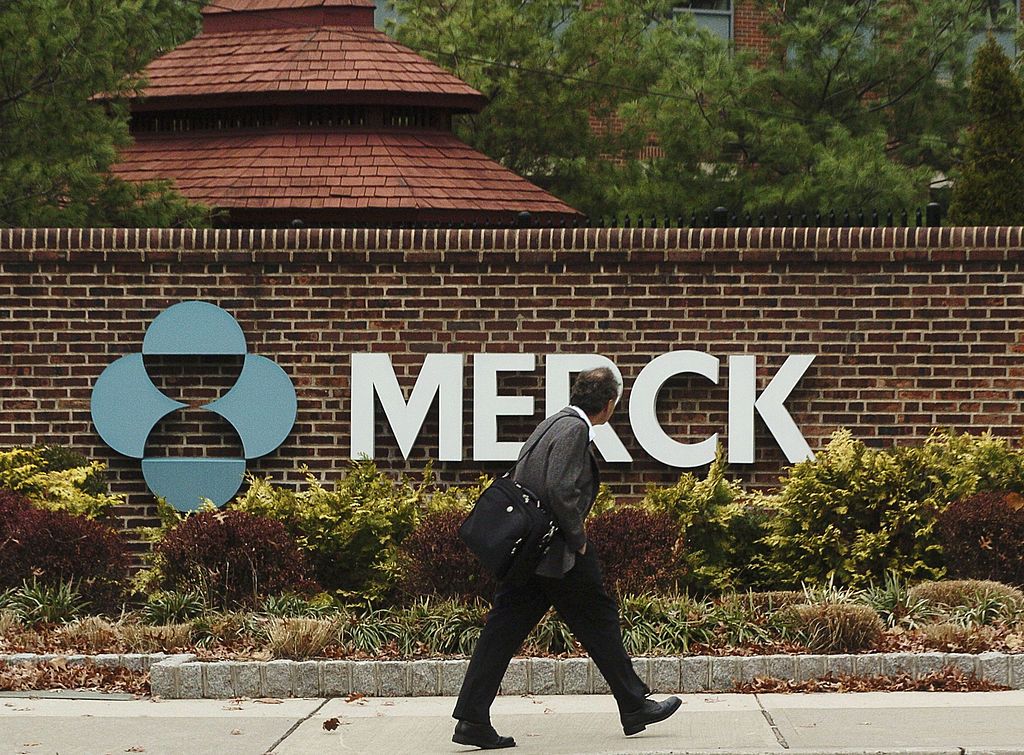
[90,301,296,512]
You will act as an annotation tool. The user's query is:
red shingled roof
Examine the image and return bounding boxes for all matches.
[132,26,485,110]
[202,0,375,12]
[112,130,580,218]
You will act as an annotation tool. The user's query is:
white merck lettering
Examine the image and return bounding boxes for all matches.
[350,351,816,467]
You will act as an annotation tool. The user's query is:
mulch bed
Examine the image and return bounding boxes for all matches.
[736,668,1009,693]
[0,659,150,696]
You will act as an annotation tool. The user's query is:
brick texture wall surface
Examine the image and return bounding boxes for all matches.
[1,225,1023,551]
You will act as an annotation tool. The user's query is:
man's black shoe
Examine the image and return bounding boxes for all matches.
[620,696,682,736]
[452,720,516,749]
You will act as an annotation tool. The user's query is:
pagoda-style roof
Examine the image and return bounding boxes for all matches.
[114,130,579,223]
[110,0,582,225]
[130,1,485,111]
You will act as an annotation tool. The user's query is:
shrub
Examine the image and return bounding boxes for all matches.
[153,510,320,609]
[784,603,884,653]
[232,461,422,597]
[393,508,495,602]
[640,448,771,593]
[0,491,128,611]
[937,492,1024,587]
[0,446,118,518]
[587,506,684,598]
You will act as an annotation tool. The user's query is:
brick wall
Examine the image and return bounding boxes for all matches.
[734,1,774,56]
[2,225,1023,555]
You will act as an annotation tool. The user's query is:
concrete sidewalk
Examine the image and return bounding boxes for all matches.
[2,691,1024,755]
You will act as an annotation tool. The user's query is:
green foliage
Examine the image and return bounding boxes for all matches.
[760,430,1024,590]
[949,35,1024,225]
[0,0,209,227]
[1,578,89,625]
[0,446,119,518]
[393,0,995,216]
[140,590,207,626]
[859,571,941,629]
[232,462,424,599]
[639,447,768,594]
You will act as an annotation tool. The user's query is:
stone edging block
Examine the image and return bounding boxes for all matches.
[2,651,1022,699]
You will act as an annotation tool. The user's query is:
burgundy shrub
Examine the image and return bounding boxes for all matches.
[0,489,129,611]
[587,507,685,598]
[155,510,320,608]
[937,492,1024,587]
[396,509,495,602]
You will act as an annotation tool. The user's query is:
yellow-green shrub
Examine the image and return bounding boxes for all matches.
[0,445,119,518]
[232,461,424,598]
[760,430,1024,590]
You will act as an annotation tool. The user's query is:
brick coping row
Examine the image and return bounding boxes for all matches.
[1,226,1024,263]
[3,651,1022,699]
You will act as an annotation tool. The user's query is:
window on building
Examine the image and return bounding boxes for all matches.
[674,1,732,41]
[969,0,1020,59]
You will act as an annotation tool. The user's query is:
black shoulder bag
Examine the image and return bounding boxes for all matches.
[458,415,579,585]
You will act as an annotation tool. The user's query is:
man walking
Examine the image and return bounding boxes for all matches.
[453,367,681,749]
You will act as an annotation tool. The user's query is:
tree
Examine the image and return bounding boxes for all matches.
[0,0,208,227]
[948,35,1024,225]
[389,0,688,217]
[390,0,1001,218]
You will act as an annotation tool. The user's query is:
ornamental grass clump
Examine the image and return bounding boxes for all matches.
[141,591,207,626]
[57,616,118,653]
[784,603,884,653]
[919,621,1000,653]
[266,617,339,660]
[119,623,195,653]
[908,580,1024,626]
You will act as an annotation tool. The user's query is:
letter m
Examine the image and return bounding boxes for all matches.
[350,353,464,462]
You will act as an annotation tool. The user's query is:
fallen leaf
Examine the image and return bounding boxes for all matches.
[125,747,145,753]
[254,698,283,705]
[381,701,394,707]
[345,693,365,703]
[230,729,242,736]
[323,718,340,731]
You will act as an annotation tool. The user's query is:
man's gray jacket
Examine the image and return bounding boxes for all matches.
[512,407,599,578]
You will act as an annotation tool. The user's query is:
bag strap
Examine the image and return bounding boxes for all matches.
[502,411,587,479]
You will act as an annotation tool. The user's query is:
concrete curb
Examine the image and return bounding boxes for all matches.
[4,651,1024,699]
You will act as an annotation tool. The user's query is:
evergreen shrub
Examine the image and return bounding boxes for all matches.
[0,446,119,518]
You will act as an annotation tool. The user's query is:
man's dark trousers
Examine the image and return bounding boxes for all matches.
[453,548,650,724]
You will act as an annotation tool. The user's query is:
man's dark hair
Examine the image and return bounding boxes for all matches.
[569,367,621,416]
